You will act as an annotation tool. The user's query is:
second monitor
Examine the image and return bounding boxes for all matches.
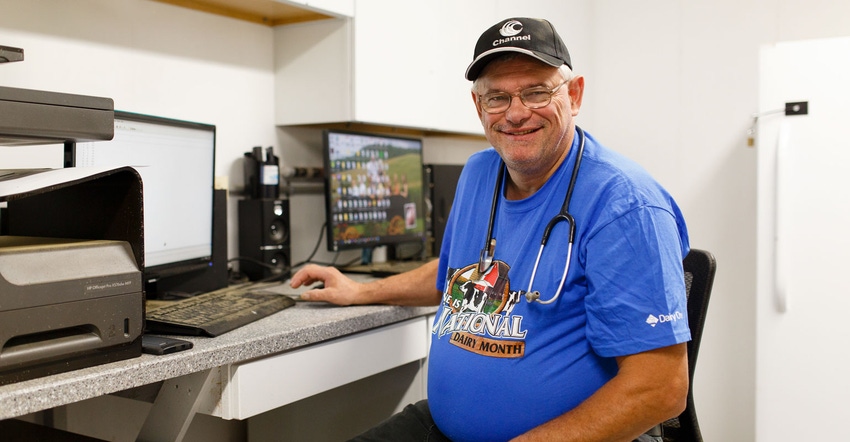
[323,130,426,258]
[67,111,220,297]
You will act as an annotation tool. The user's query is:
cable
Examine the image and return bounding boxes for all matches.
[289,221,327,269]
[341,254,362,267]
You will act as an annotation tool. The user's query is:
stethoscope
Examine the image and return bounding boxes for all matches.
[477,126,586,305]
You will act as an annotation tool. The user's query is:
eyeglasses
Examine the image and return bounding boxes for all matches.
[478,79,569,114]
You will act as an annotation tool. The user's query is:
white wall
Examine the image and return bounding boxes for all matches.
[0,0,277,262]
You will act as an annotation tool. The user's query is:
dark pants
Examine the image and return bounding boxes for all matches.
[349,400,449,442]
[348,400,663,442]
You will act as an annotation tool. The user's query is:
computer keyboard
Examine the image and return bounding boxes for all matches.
[145,284,296,337]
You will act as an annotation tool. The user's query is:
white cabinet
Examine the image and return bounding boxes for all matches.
[273,0,497,134]
[198,317,429,420]
[274,18,354,125]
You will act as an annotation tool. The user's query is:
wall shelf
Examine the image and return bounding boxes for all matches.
[287,121,487,141]
[152,0,334,26]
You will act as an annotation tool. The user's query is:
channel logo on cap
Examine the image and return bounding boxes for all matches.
[499,20,523,37]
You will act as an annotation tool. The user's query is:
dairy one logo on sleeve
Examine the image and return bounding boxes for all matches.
[646,311,684,327]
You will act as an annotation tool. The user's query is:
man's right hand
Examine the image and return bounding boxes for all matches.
[290,260,442,307]
[289,264,365,305]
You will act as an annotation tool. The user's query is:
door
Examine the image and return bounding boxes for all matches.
[757,37,850,441]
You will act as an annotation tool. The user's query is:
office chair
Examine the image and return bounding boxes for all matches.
[662,249,717,442]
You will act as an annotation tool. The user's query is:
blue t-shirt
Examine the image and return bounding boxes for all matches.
[429,129,690,442]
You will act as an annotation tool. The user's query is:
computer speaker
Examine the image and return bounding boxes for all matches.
[238,199,291,281]
[425,164,464,257]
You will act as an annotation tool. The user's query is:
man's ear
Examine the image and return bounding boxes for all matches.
[471,89,484,120]
[568,76,585,116]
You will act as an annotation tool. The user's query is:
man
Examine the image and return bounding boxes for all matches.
[291,17,690,442]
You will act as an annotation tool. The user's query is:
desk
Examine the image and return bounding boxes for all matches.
[0,290,437,441]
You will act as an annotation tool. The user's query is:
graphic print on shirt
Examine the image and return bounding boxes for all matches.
[432,261,527,358]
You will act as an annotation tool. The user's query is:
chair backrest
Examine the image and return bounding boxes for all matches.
[663,248,717,442]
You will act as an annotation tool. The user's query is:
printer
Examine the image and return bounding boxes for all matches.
[0,84,113,146]
[0,84,145,385]
[0,237,143,385]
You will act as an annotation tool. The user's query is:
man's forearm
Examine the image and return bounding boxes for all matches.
[360,259,442,306]
[511,343,688,442]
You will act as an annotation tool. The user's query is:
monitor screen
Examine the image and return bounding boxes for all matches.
[323,130,426,252]
[68,111,216,286]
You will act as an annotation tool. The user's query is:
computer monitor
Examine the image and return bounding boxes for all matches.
[67,111,216,296]
[323,129,427,255]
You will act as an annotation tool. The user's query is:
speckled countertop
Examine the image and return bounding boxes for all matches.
[0,285,437,420]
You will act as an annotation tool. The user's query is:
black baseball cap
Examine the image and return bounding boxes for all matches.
[465,17,572,81]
